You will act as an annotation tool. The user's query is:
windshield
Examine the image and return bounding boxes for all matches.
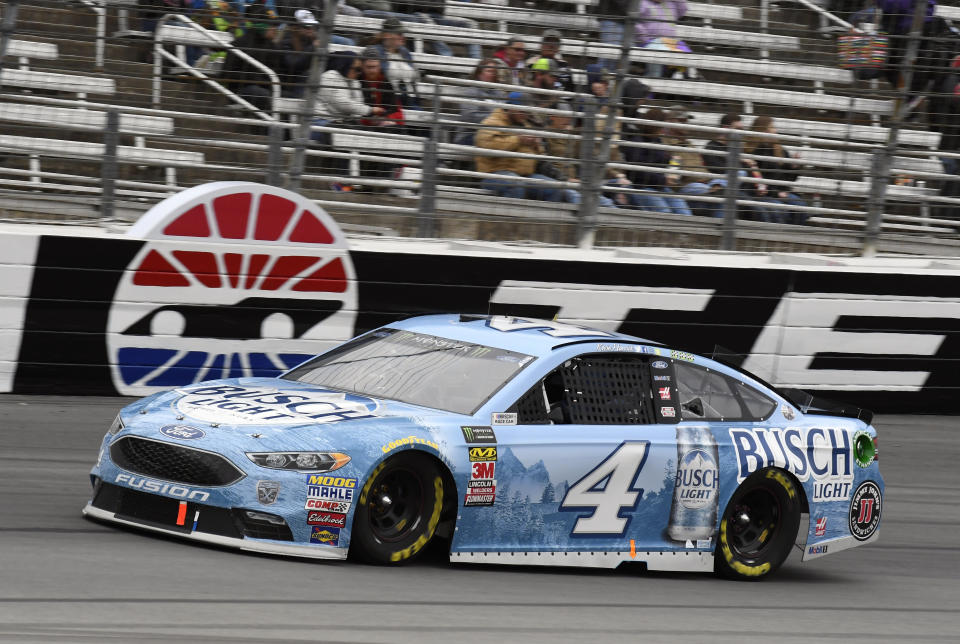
[283,329,535,415]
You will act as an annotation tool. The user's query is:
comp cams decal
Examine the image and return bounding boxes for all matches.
[173,385,379,425]
[730,427,854,502]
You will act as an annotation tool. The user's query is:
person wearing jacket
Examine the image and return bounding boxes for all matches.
[744,116,808,224]
[454,59,506,146]
[661,105,725,217]
[311,51,386,190]
[593,0,630,70]
[491,36,528,85]
[618,108,693,215]
[220,3,282,114]
[475,92,562,202]
[635,0,688,77]
[363,18,422,109]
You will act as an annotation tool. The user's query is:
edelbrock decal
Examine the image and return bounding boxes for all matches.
[174,385,378,425]
[729,427,854,502]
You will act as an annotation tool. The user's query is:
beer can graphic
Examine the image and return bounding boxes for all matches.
[668,425,719,541]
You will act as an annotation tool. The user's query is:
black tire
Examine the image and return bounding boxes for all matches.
[350,452,445,565]
[715,468,801,580]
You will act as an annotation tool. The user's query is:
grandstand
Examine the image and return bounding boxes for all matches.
[0,0,958,255]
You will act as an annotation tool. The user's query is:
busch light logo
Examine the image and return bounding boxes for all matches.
[675,449,718,510]
[106,182,358,396]
[730,427,854,502]
[159,424,205,440]
[174,385,379,425]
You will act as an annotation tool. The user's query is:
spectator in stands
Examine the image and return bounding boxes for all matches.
[661,105,726,217]
[635,0,691,78]
[594,0,630,70]
[492,36,528,85]
[454,59,506,146]
[617,107,693,215]
[310,51,387,190]
[745,116,808,224]
[584,63,611,100]
[927,56,960,218]
[526,29,574,92]
[364,18,422,109]
[221,2,283,117]
[393,1,482,58]
[540,102,618,207]
[527,57,563,123]
[475,91,564,202]
[278,10,322,97]
[702,112,788,222]
[357,50,406,181]
[346,1,460,57]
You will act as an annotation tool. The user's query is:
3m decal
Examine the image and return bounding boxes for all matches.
[468,446,498,462]
[174,386,378,425]
[471,461,496,479]
[849,481,881,540]
[461,426,497,443]
[559,441,650,535]
[729,427,854,501]
[310,526,341,546]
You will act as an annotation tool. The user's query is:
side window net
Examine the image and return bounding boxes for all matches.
[558,356,654,425]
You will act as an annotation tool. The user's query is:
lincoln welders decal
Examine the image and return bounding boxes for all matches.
[106,182,358,396]
[173,385,379,425]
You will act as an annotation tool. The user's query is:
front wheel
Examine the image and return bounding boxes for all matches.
[715,468,801,580]
[350,452,444,565]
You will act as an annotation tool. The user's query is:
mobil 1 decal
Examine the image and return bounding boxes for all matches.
[107,183,358,395]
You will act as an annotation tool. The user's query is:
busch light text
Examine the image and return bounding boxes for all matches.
[729,427,854,502]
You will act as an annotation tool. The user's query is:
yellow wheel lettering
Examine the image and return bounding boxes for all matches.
[359,462,387,505]
[730,560,771,577]
[765,469,796,500]
[395,518,407,532]
[389,475,444,562]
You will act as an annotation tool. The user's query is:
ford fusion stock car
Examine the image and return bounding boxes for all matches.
[84,314,883,579]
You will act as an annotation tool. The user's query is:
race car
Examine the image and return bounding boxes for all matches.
[83,314,883,579]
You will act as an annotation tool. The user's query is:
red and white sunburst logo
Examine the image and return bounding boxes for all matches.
[108,182,357,396]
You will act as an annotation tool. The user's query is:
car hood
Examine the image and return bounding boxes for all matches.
[118,377,457,453]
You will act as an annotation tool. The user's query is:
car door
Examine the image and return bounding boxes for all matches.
[452,349,683,554]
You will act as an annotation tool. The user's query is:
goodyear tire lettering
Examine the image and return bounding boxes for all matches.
[389,476,443,562]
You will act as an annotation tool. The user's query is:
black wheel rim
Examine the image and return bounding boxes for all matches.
[366,467,424,543]
[727,487,782,561]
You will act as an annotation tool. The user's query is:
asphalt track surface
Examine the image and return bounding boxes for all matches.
[0,395,957,644]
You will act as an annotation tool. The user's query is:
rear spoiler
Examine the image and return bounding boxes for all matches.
[708,345,874,425]
[776,388,874,425]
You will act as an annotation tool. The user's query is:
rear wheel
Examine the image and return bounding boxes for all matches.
[350,453,444,565]
[715,468,801,580]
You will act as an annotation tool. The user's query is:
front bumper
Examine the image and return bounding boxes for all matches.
[83,479,347,561]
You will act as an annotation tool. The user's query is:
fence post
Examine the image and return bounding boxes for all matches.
[416,80,442,238]
[0,0,20,86]
[287,0,335,192]
[576,96,599,248]
[863,0,928,256]
[265,122,283,186]
[577,0,640,249]
[721,131,742,251]
[101,108,119,222]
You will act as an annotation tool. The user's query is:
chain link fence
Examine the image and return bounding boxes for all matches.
[1,0,959,255]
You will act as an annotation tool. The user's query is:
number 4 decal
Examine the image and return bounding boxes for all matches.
[560,441,650,536]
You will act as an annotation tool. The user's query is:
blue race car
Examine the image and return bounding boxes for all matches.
[84,314,883,579]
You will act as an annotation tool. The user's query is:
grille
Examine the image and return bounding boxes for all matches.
[232,509,294,541]
[110,437,244,486]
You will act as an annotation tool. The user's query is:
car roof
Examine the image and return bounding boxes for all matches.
[385,314,659,358]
